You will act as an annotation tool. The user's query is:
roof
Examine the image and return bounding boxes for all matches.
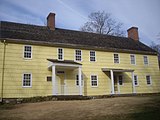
[101,68,134,72]
[0,21,156,55]
[47,59,82,65]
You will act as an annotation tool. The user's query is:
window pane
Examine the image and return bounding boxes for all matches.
[114,54,119,63]
[23,74,31,87]
[24,46,32,58]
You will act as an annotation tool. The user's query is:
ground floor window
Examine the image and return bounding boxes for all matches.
[76,75,83,86]
[91,75,98,87]
[118,75,123,85]
[134,75,139,86]
[23,73,32,87]
[146,75,151,85]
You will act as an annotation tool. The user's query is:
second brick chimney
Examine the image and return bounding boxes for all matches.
[47,13,55,30]
[127,27,139,41]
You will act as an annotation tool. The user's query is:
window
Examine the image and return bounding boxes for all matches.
[130,55,136,65]
[23,73,32,87]
[57,48,63,60]
[114,54,119,63]
[91,75,98,87]
[90,51,96,62]
[24,45,32,59]
[47,76,52,81]
[146,75,151,85]
[118,75,123,85]
[76,75,83,86]
[144,56,148,65]
[134,75,139,86]
[75,50,82,61]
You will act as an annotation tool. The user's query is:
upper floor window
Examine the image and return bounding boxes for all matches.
[146,75,151,85]
[24,45,32,59]
[76,75,83,86]
[114,53,119,63]
[130,55,136,65]
[57,48,64,61]
[75,50,82,61]
[143,56,148,65]
[91,75,98,87]
[90,51,96,62]
[23,73,32,87]
[134,75,139,86]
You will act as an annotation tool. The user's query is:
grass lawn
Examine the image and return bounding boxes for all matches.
[0,95,160,120]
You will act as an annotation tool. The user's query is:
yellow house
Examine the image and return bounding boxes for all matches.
[0,13,160,100]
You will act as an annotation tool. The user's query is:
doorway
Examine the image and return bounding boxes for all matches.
[57,71,65,95]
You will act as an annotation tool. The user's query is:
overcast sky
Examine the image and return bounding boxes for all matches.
[0,0,160,45]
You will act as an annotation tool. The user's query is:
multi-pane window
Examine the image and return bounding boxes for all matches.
[146,75,151,85]
[76,75,83,86]
[23,73,32,87]
[24,46,32,59]
[144,56,148,65]
[75,50,82,61]
[134,75,138,86]
[91,75,98,87]
[58,48,63,60]
[130,55,136,65]
[114,54,119,63]
[118,75,123,85]
[90,51,96,62]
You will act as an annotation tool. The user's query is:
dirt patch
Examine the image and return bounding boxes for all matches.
[0,95,160,120]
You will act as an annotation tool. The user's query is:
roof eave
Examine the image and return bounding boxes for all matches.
[0,38,157,55]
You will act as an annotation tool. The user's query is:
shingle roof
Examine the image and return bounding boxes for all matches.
[0,21,156,54]
[47,59,82,65]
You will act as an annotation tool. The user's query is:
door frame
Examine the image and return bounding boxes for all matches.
[56,70,66,95]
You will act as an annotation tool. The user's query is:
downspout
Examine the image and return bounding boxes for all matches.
[1,40,7,103]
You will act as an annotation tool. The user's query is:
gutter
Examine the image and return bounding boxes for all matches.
[1,40,7,103]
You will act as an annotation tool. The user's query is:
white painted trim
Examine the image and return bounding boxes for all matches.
[89,50,96,62]
[78,67,83,95]
[113,53,120,64]
[90,74,98,87]
[22,73,32,88]
[48,62,82,68]
[110,70,115,94]
[23,45,32,60]
[57,48,64,61]
[146,75,152,86]
[52,65,57,95]
[74,49,82,62]
[130,54,136,65]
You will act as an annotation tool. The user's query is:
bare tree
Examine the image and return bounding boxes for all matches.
[150,42,160,60]
[80,11,125,37]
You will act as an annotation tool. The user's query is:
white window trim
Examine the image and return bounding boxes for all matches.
[75,74,84,87]
[118,75,124,86]
[23,45,32,59]
[22,73,32,88]
[90,74,98,87]
[146,75,152,86]
[143,55,149,65]
[74,49,82,62]
[134,75,139,86]
[57,48,64,61]
[130,54,136,65]
[89,50,96,62]
[113,53,120,64]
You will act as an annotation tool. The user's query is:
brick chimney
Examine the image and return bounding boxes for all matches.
[127,27,139,41]
[47,13,55,30]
